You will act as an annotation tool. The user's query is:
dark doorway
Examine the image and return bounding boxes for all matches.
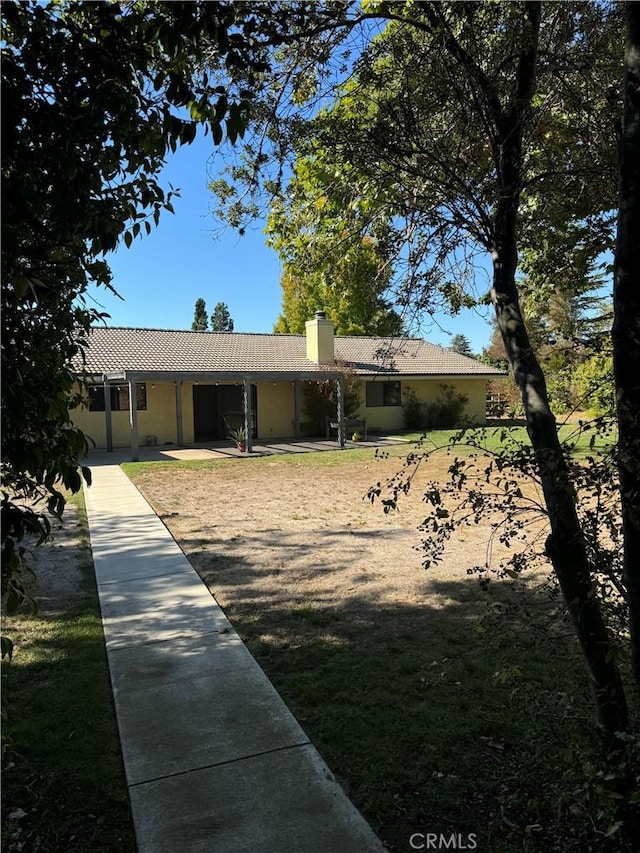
[193,385,219,441]
[193,384,258,442]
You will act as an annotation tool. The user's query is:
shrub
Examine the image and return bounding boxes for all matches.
[302,363,361,435]
[402,388,424,429]
[403,384,469,430]
[575,350,615,416]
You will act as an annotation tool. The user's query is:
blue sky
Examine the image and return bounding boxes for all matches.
[88,131,495,354]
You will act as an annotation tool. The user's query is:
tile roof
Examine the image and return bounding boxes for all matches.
[77,327,503,378]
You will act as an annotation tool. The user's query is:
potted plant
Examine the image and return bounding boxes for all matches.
[227,424,247,452]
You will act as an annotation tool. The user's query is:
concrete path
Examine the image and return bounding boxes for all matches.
[84,461,387,853]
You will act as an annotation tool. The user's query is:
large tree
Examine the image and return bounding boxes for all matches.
[211,301,234,331]
[265,152,405,335]
[210,1,634,748]
[192,297,209,331]
[613,2,640,687]
[1,0,276,629]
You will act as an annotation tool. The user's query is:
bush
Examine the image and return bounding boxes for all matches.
[403,384,469,430]
[402,388,425,429]
[302,363,361,436]
[575,350,615,416]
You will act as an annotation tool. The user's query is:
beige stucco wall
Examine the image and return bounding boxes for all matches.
[72,381,184,449]
[72,379,300,449]
[356,377,488,432]
[256,380,296,438]
[72,375,489,448]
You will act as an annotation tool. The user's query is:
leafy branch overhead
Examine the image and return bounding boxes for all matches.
[0,0,276,628]
[207,0,639,782]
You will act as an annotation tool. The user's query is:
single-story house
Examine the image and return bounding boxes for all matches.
[72,312,503,460]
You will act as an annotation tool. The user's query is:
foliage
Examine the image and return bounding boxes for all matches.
[402,385,469,431]
[301,365,361,436]
[225,423,247,447]
[1,0,272,617]
[208,3,633,747]
[267,171,405,335]
[449,334,474,358]
[191,297,209,331]
[574,339,617,418]
[211,301,234,331]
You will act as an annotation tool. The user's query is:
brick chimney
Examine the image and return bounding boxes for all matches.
[305,311,335,364]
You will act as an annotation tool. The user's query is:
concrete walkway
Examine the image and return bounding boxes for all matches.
[84,460,388,853]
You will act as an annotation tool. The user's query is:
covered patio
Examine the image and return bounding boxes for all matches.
[96,367,347,462]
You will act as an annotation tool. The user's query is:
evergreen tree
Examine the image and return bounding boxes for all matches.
[449,334,473,358]
[211,301,234,331]
[191,297,208,331]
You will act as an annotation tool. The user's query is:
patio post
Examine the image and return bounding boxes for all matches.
[175,380,184,446]
[128,379,139,462]
[336,374,345,448]
[243,377,253,453]
[103,378,113,452]
[293,380,301,439]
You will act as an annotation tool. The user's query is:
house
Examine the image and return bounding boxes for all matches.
[72,312,503,459]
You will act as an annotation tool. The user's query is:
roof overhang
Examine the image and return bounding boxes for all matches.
[358,372,506,380]
[99,369,344,383]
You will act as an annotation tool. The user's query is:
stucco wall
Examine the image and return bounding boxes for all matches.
[256,380,295,438]
[72,379,300,449]
[72,376,489,448]
[356,377,488,432]
[72,382,183,449]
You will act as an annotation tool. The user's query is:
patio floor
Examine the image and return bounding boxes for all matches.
[85,435,411,465]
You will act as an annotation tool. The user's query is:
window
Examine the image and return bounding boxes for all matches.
[365,380,401,407]
[88,383,147,412]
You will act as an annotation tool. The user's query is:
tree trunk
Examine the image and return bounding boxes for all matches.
[493,246,630,747]
[490,0,629,748]
[613,1,640,691]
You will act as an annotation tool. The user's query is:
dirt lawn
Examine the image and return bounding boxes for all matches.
[130,449,529,627]
[128,448,566,851]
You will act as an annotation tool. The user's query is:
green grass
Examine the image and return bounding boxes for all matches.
[393,422,617,456]
[122,442,410,477]
[1,491,136,853]
[122,422,616,480]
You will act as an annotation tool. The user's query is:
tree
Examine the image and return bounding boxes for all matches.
[192,298,209,331]
[1,0,276,635]
[211,301,234,331]
[265,156,405,336]
[209,2,633,749]
[449,334,473,358]
[272,240,405,336]
[613,2,640,687]
[301,364,361,436]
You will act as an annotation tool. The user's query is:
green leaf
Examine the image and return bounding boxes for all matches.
[212,122,223,145]
[1,636,14,661]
